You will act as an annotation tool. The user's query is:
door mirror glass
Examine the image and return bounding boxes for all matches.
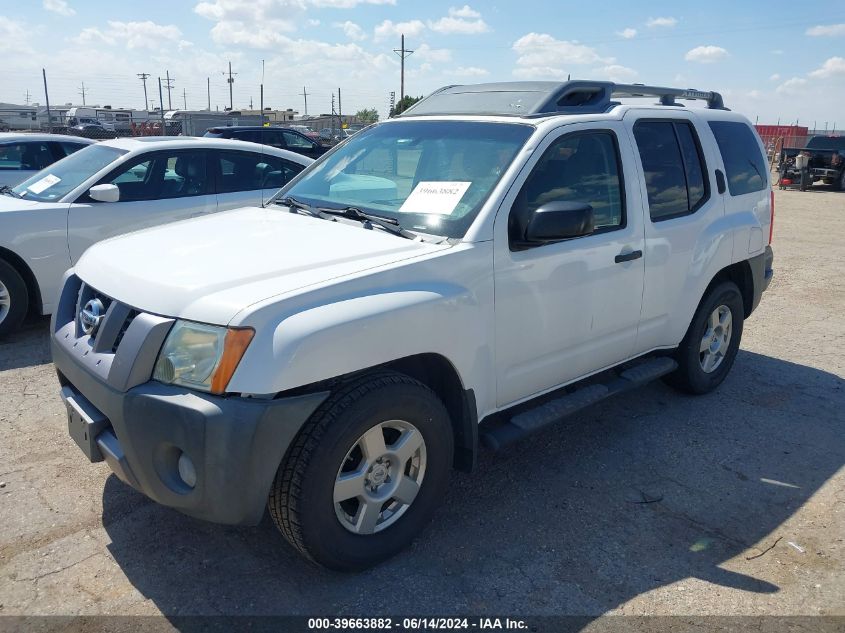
[89,183,120,203]
[523,201,594,244]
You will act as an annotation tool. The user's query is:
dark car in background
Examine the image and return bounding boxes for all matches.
[204,126,328,160]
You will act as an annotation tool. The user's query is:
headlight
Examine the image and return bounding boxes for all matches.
[153,320,254,394]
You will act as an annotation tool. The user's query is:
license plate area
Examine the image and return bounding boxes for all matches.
[61,386,109,463]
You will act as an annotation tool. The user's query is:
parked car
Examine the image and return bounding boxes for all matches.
[0,137,311,334]
[778,135,845,190]
[203,126,327,160]
[52,81,773,570]
[0,133,94,187]
[68,123,119,140]
[288,125,321,141]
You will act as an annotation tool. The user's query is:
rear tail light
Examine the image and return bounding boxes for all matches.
[769,188,775,244]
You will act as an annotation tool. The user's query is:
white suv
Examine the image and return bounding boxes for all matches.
[52,81,774,570]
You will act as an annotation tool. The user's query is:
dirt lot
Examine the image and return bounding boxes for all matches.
[0,185,843,625]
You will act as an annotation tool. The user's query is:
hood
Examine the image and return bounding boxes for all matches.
[0,193,58,213]
[75,206,451,325]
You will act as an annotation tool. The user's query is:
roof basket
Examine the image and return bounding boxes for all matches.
[399,80,728,117]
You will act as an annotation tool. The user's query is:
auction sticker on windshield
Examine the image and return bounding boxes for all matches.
[399,181,471,215]
[27,174,61,194]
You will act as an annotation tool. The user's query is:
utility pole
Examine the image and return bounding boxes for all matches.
[389,91,396,117]
[259,59,264,126]
[207,77,211,111]
[331,93,336,136]
[393,33,414,106]
[302,86,308,116]
[183,88,187,111]
[24,89,31,105]
[42,69,52,134]
[137,73,150,111]
[164,71,174,110]
[157,77,166,135]
[79,81,86,106]
[249,96,253,109]
[338,87,342,128]
[226,61,237,111]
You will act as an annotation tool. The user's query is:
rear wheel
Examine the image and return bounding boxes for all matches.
[269,371,453,570]
[0,259,28,337]
[663,281,744,394]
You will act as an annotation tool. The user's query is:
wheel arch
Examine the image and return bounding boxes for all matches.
[705,259,755,318]
[0,246,42,316]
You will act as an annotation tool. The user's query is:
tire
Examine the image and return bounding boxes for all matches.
[663,281,744,395]
[269,371,454,571]
[0,259,28,337]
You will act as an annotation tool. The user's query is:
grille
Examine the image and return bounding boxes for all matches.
[112,310,140,353]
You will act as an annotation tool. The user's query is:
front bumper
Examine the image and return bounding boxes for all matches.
[51,273,328,525]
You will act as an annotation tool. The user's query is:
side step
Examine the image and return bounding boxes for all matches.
[480,356,678,451]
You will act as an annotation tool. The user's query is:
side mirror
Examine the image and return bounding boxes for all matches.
[89,183,119,203]
[523,201,594,244]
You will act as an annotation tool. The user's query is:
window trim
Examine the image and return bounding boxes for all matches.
[508,127,628,250]
[632,118,711,223]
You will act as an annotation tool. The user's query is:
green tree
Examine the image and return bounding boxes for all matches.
[391,95,423,117]
[355,108,379,124]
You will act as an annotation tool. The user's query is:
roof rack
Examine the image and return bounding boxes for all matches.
[399,80,728,117]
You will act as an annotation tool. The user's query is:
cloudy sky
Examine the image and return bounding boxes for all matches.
[2,0,844,127]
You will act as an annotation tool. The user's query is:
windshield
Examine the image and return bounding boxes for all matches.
[13,144,127,202]
[278,120,533,238]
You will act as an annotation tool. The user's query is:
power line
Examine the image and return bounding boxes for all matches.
[137,73,150,111]
[393,33,414,102]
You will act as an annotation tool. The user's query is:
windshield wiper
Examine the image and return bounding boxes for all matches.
[316,206,417,240]
[0,185,22,199]
[275,196,333,220]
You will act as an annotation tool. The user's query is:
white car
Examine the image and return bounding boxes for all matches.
[52,81,773,570]
[0,136,311,334]
[0,133,94,187]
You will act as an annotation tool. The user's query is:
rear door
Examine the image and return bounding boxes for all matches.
[212,149,306,209]
[623,113,725,353]
[67,148,216,263]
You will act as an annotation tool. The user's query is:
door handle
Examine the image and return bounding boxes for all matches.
[615,250,642,263]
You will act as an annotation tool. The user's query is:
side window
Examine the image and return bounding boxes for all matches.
[708,121,767,196]
[511,130,625,240]
[13,142,55,171]
[263,131,285,148]
[0,144,24,171]
[101,151,208,201]
[216,150,295,193]
[283,131,314,149]
[235,130,262,144]
[633,120,708,221]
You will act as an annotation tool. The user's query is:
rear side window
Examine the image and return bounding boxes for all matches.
[216,150,304,193]
[633,120,709,221]
[708,121,767,196]
[0,142,55,171]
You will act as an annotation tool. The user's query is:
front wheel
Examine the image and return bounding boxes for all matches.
[0,259,28,337]
[663,281,744,395]
[269,371,454,570]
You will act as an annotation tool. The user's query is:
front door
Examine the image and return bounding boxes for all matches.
[67,149,216,263]
[493,123,646,407]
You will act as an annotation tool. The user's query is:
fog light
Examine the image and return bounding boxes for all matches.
[177,452,197,489]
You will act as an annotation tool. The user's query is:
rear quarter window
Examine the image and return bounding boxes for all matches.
[708,121,768,196]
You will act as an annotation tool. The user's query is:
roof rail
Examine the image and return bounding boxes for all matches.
[399,80,728,117]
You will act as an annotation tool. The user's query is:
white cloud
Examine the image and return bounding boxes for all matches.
[429,5,489,35]
[308,18,320,26]
[43,0,75,16]
[334,20,366,41]
[806,23,845,37]
[769,73,780,81]
[747,90,762,99]
[0,17,30,53]
[513,32,612,78]
[646,16,677,28]
[373,19,426,42]
[310,0,394,6]
[685,45,729,63]
[452,66,489,77]
[595,64,638,83]
[617,28,636,39]
[74,21,184,50]
[415,43,452,63]
[809,56,845,78]
[776,77,807,95]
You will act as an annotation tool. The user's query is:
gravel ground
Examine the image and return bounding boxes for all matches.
[0,185,843,626]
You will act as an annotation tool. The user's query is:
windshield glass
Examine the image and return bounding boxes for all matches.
[279,120,533,238]
[13,144,127,202]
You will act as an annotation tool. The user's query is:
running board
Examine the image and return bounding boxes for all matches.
[480,357,678,451]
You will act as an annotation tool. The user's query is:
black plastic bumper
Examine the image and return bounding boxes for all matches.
[748,244,774,315]
[53,337,328,526]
